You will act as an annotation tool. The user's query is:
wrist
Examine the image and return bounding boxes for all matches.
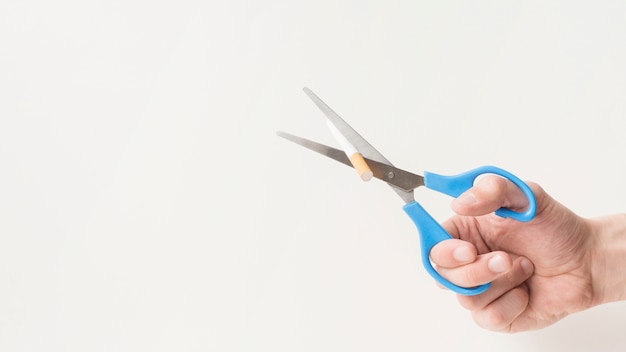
[590,214,626,306]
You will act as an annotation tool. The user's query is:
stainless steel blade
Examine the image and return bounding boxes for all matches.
[301,88,416,204]
[277,131,425,195]
[276,131,351,167]
[302,87,390,165]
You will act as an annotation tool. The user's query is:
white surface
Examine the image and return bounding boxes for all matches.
[1,1,625,351]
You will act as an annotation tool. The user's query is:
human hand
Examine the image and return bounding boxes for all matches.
[430,176,617,332]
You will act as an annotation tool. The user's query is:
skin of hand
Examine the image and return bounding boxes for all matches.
[430,176,626,333]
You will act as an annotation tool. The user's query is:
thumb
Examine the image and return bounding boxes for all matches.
[451,175,531,217]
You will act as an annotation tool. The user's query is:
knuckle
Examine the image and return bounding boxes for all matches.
[472,286,529,332]
[481,175,509,193]
[526,181,543,194]
[474,306,509,331]
[462,265,485,286]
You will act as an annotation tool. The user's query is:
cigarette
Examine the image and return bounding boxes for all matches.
[326,120,373,181]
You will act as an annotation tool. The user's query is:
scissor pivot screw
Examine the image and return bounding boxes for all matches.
[387,171,395,179]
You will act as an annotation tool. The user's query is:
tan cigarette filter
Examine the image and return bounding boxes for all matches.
[349,153,373,181]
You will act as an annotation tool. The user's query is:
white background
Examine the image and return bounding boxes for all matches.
[1,1,626,351]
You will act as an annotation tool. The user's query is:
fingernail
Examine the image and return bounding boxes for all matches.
[521,258,534,275]
[453,246,473,263]
[488,255,507,273]
[455,191,476,206]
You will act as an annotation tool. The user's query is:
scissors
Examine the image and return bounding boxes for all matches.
[277,87,537,296]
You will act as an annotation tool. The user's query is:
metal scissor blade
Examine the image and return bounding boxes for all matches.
[277,131,425,193]
[276,131,352,168]
[302,87,391,165]
[301,88,416,203]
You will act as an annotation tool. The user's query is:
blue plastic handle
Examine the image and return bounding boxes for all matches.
[403,201,490,295]
[404,166,536,296]
[424,165,536,222]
